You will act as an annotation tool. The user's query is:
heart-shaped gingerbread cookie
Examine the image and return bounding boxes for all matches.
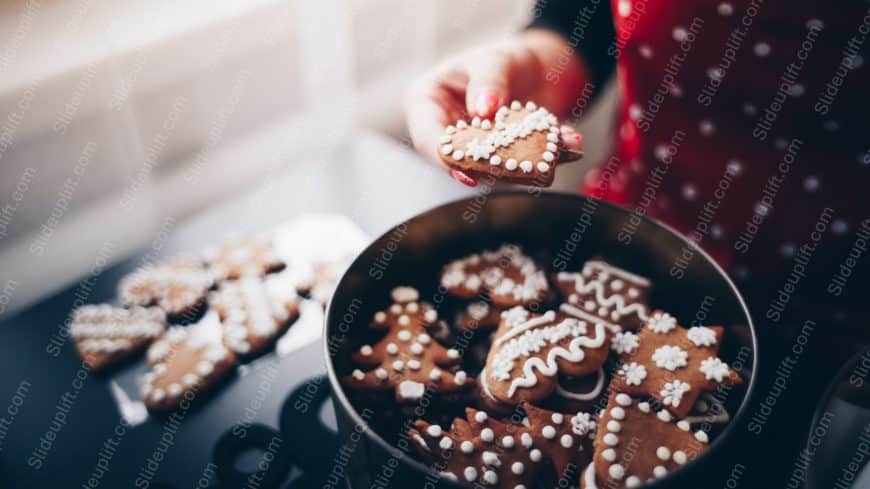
[438,101,578,186]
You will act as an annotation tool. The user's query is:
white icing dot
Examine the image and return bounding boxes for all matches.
[509,461,525,476]
[427,425,442,437]
[471,117,481,128]
[429,368,442,380]
[673,450,687,465]
[615,393,632,406]
[439,436,453,450]
[695,430,709,443]
[699,120,715,136]
[511,101,522,110]
[626,476,641,488]
[167,383,183,397]
[682,183,697,200]
[360,345,373,356]
[502,435,514,448]
[375,368,388,380]
[529,449,542,462]
[672,26,688,41]
[390,304,402,314]
[481,428,495,442]
[454,370,467,385]
[490,155,502,166]
[386,343,399,355]
[521,433,533,447]
[638,402,651,413]
[397,330,412,341]
[547,132,559,143]
[602,448,616,462]
[657,410,672,422]
[542,151,555,162]
[398,315,410,326]
[457,120,467,129]
[551,413,564,424]
[654,465,668,478]
[151,389,166,402]
[464,466,477,482]
[606,420,621,433]
[352,369,365,380]
[560,434,573,448]
[407,360,421,371]
[603,433,619,446]
[483,470,498,485]
[445,126,456,134]
[677,420,690,431]
[447,348,459,359]
[609,463,625,479]
[475,411,488,423]
[392,360,404,371]
[410,343,423,355]
[542,425,556,439]
[461,440,474,453]
[617,0,631,16]
[536,162,550,173]
[610,407,626,420]
[439,135,452,144]
[519,160,533,173]
[452,150,464,160]
[417,333,431,344]
[481,119,492,130]
[505,159,518,171]
[441,145,453,156]
[424,310,437,322]
[656,446,671,461]
[717,2,733,15]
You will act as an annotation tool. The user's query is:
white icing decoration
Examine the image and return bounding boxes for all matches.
[542,425,556,439]
[673,450,687,465]
[647,311,677,333]
[560,434,573,447]
[475,411,488,423]
[606,420,621,432]
[700,356,730,382]
[661,380,691,407]
[521,432,533,447]
[490,307,606,397]
[481,428,494,442]
[582,463,598,489]
[556,368,605,401]
[426,425,442,437]
[618,362,647,386]
[654,465,667,478]
[656,446,671,461]
[482,451,501,467]
[687,326,717,346]
[464,466,477,482]
[611,331,640,354]
[677,420,690,431]
[439,436,453,450]
[657,410,672,422]
[652,345,688,371]
[512,461,525,474]
[502,435,514,448]
[571,412,596,436]
[603,433,619,446]
[529,449,542,462]
[608,463,625,479]
[695,430,709,443]
[460,440,474,453]
[601,448,616,461]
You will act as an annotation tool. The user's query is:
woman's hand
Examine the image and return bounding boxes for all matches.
[404,29,588,186]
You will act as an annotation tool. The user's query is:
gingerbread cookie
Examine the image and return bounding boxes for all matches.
[454,300,503,332]
[141,312,237,412]
[439,101,579,186]
[583,392,709,488]
[523,403,595,480]
[69,305,165,372]
[209,273,300,357]
[610,311,742,418]
[440,245,548,308]
[549,369,608,412]
[203,236,284,280]
[482,304,610,405]
[341,287,472,403]
[119,256,216,323]
[554,260,652,332]
[410,405,593,488]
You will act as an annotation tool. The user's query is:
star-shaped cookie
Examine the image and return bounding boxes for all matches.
[609,311,742,418]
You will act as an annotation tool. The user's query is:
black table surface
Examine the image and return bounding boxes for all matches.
[0,134,472,488]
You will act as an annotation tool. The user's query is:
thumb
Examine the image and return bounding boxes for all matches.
[464,54,513,119]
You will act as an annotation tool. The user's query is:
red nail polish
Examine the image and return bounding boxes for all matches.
[474,93,499,117]
[451,169,478,187]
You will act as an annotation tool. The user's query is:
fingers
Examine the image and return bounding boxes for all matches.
[560,125,583,151]
[464,53,514,119]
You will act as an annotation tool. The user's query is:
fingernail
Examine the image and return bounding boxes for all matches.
[451,169,478,187]
[474,92,499,117]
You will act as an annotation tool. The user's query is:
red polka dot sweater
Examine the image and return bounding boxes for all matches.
[532,0,870,335]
